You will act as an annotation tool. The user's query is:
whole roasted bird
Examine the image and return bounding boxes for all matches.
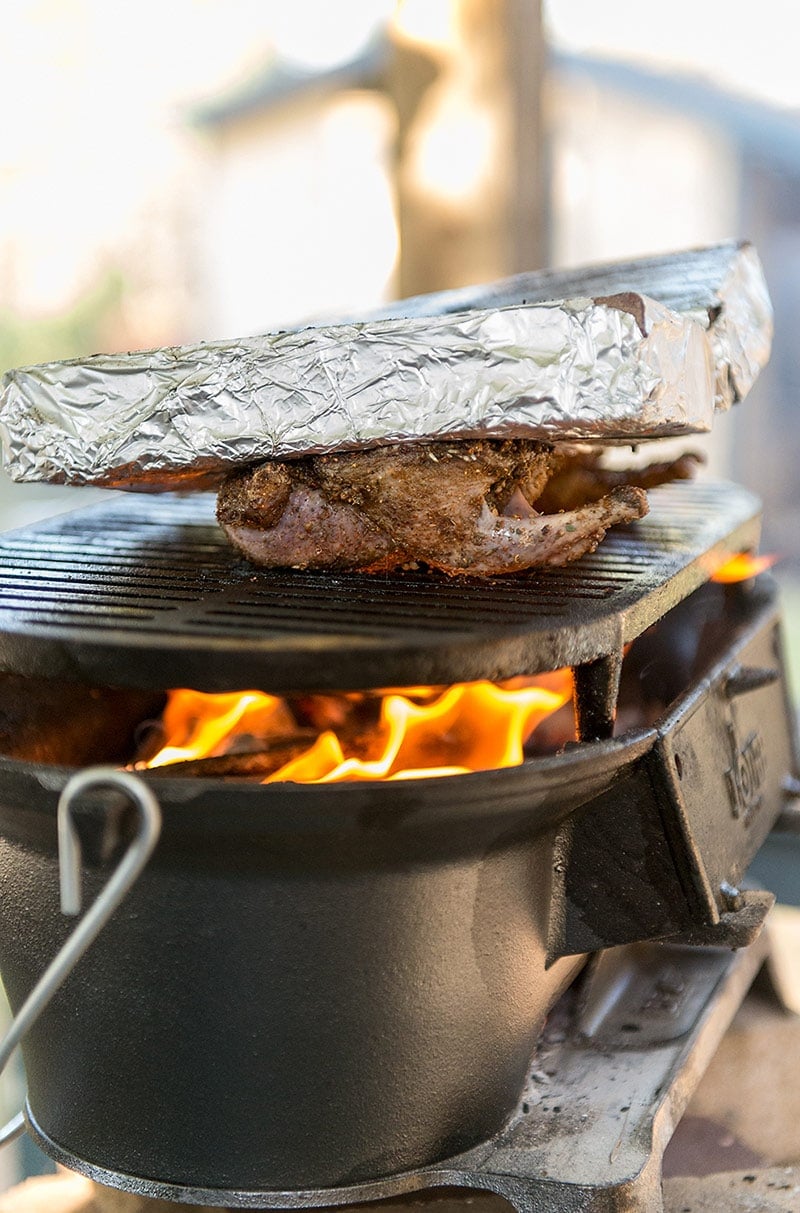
[217,440,700,577]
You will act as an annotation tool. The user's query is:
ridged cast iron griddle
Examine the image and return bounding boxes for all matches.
[0,481,760,692]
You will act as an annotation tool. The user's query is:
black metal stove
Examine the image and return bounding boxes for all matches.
[0,479,795,1213]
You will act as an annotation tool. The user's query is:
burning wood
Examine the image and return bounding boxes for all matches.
[142,738,319,780]
[136,673,574,781]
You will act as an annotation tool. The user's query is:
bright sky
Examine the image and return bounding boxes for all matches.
[0,0,391,315]
[545,0,800,109]
[4,1,798,320]
[0,0,395,528]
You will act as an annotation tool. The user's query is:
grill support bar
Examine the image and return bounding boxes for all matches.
[573,651,623,742]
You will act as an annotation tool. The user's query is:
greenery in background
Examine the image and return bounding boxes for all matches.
[0,270,130,534]
[0,269,126,374]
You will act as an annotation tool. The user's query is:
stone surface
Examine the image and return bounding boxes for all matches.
[0,1172,218,1212]
[663,1167,800,1212]
[668,909,800,1170]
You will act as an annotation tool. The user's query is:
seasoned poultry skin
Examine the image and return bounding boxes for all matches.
[217,440,698,576]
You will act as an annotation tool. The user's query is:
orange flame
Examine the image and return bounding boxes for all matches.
[710,552,778,584]
[140,672,573,783]
[145,689,295,768]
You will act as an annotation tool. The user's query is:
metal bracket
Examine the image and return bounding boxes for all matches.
[664,887,775,949]
[0,767,161,1148]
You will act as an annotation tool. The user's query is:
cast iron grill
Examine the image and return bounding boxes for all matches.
[0,481,761,694]
[0,476,797,1210]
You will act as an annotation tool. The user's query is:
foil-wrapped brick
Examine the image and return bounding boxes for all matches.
[0,242,772,491]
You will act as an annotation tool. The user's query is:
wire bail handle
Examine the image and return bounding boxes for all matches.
[0,767,161,1147]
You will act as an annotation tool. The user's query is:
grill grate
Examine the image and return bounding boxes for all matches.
[0,482,761,691]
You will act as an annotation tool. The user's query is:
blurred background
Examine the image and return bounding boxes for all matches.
[1,0,800,1188]
[3,0,800,545]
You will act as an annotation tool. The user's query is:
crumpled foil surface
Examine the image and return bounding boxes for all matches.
[368,241,774,416]
[0,244,770,491]
[706,242,774,410]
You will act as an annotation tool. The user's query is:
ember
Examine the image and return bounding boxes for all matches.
[138,673,573,782]
[711,551,778,583]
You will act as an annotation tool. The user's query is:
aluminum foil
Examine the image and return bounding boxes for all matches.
[707,242,774,410]
[367,242,774,418]
[0,244,770,491]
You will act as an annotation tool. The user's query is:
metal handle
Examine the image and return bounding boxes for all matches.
[0,767,161,1147]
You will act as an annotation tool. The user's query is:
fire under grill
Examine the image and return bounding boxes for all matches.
[0,478,797,1212]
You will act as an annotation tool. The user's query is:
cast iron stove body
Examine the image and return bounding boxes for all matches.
[0,480,796,1213]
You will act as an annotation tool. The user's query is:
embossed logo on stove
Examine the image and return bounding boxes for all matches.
[725,723,766,823]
